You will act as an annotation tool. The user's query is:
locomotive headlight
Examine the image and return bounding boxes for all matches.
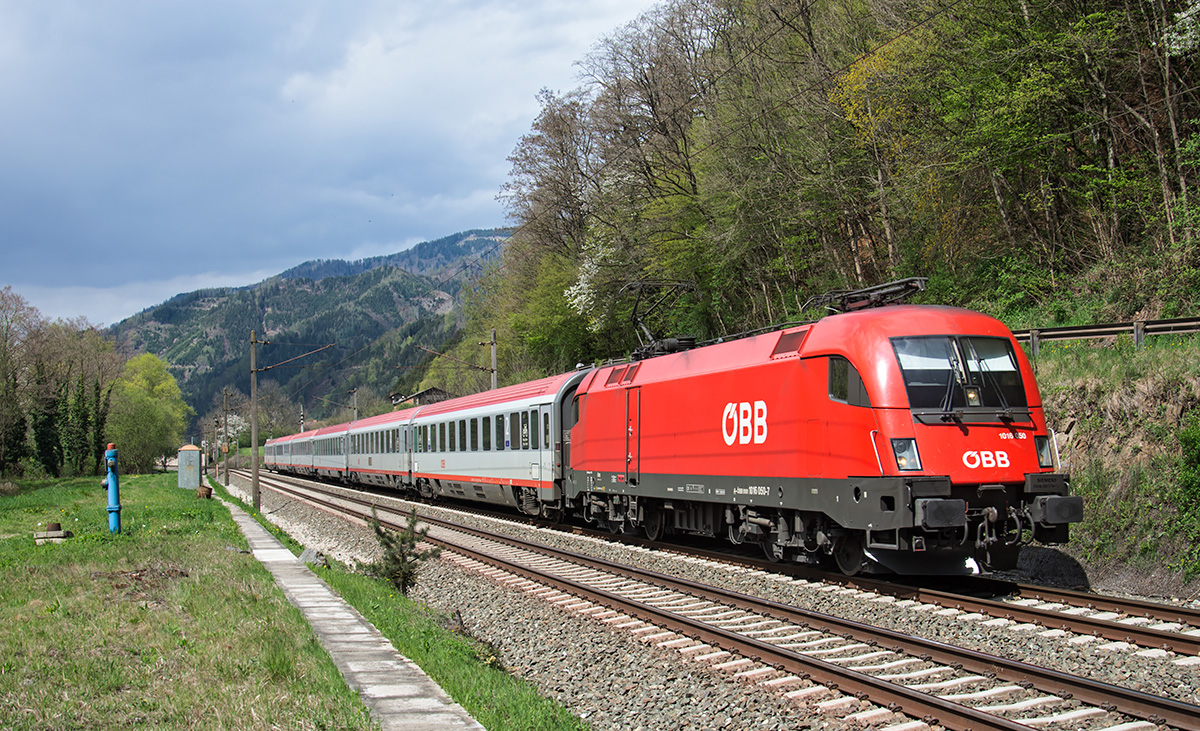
[891,438,922,471]
[1034,435,1054,468]
[965,387,981,407]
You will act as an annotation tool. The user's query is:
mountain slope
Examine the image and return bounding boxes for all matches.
[110,229,505,422]
[277,228,508,282]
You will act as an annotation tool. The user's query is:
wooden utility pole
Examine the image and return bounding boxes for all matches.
[489,328,497,390]
[250,331,268,511]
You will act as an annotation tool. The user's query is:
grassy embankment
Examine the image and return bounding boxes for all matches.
[0,474,585,731]
[1036,334,1200,593]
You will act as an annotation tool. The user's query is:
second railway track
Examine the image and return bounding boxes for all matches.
[232,470,1200,731]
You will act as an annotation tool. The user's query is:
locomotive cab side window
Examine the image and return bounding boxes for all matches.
[828,356,871,407]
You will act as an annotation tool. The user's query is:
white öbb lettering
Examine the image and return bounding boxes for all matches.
[722,401,767,446]
[962,450,1010,469]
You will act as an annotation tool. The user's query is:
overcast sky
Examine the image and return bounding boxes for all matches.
[0,0,659,326]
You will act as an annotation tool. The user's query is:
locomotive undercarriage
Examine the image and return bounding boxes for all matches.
[551,472,1079,576]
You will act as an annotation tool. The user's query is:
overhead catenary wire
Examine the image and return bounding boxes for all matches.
[268,0,1133,413]
[260,1,969,409]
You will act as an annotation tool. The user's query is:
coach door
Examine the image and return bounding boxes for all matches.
[625,387,641,487]
[539,405,553,483]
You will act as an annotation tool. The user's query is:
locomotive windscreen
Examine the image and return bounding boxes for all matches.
[891,336,1027,410]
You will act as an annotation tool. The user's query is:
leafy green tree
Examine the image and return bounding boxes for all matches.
[106,354,193,473]
[0,287,35,474]
[29,362,64,477]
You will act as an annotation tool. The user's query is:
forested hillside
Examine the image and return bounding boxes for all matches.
[422,0,1200,389]
[278,229,508,282]
[110,230,501,433]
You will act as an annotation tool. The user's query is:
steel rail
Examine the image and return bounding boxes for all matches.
[424,526,1032,731]
[1011,583,1200,625]
[904,587,1200,657]
[236,469,1200,655]
[244,472,1200,731]
[406,513,1200,731]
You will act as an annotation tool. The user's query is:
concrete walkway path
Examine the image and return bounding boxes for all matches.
[223,499,486,731]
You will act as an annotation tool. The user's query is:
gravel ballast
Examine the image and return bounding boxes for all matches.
[223,474,1200,728]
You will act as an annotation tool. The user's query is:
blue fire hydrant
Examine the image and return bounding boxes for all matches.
[101,443,121,534]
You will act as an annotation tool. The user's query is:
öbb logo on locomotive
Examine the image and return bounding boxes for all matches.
[962,450,1010,469]
[722,401,768,446]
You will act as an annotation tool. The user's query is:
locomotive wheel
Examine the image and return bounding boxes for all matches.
[643,507,666,542]
[761,539,784,562]
[833,532,866,576]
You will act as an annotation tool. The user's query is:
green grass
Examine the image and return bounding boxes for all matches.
[1033,333,1200,581]
[215,486,586,731]
[0,474,375,730]
[317,570,588,731]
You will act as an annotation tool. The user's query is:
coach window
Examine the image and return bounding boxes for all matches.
[449,421,456,452]
[829,356,871,407]
[543,412,550,447]
[508,412,518,448]
[496,415,506,449]
[482,417,491,450]
[470,418,479,451]
[459,420,466,451]
[520,412,530,449]
[529,410,539,450]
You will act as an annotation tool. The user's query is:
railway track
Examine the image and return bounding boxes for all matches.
[234,469,1200,658]
[232,471,1200,731]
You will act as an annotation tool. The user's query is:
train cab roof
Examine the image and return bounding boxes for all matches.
[577,305,1035,410]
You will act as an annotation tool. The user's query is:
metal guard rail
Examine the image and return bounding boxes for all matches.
[1011,315,1200,359]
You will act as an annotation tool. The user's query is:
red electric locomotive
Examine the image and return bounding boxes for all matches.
[564,304,1079,575]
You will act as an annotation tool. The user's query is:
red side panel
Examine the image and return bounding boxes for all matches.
[573,350,881,481]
